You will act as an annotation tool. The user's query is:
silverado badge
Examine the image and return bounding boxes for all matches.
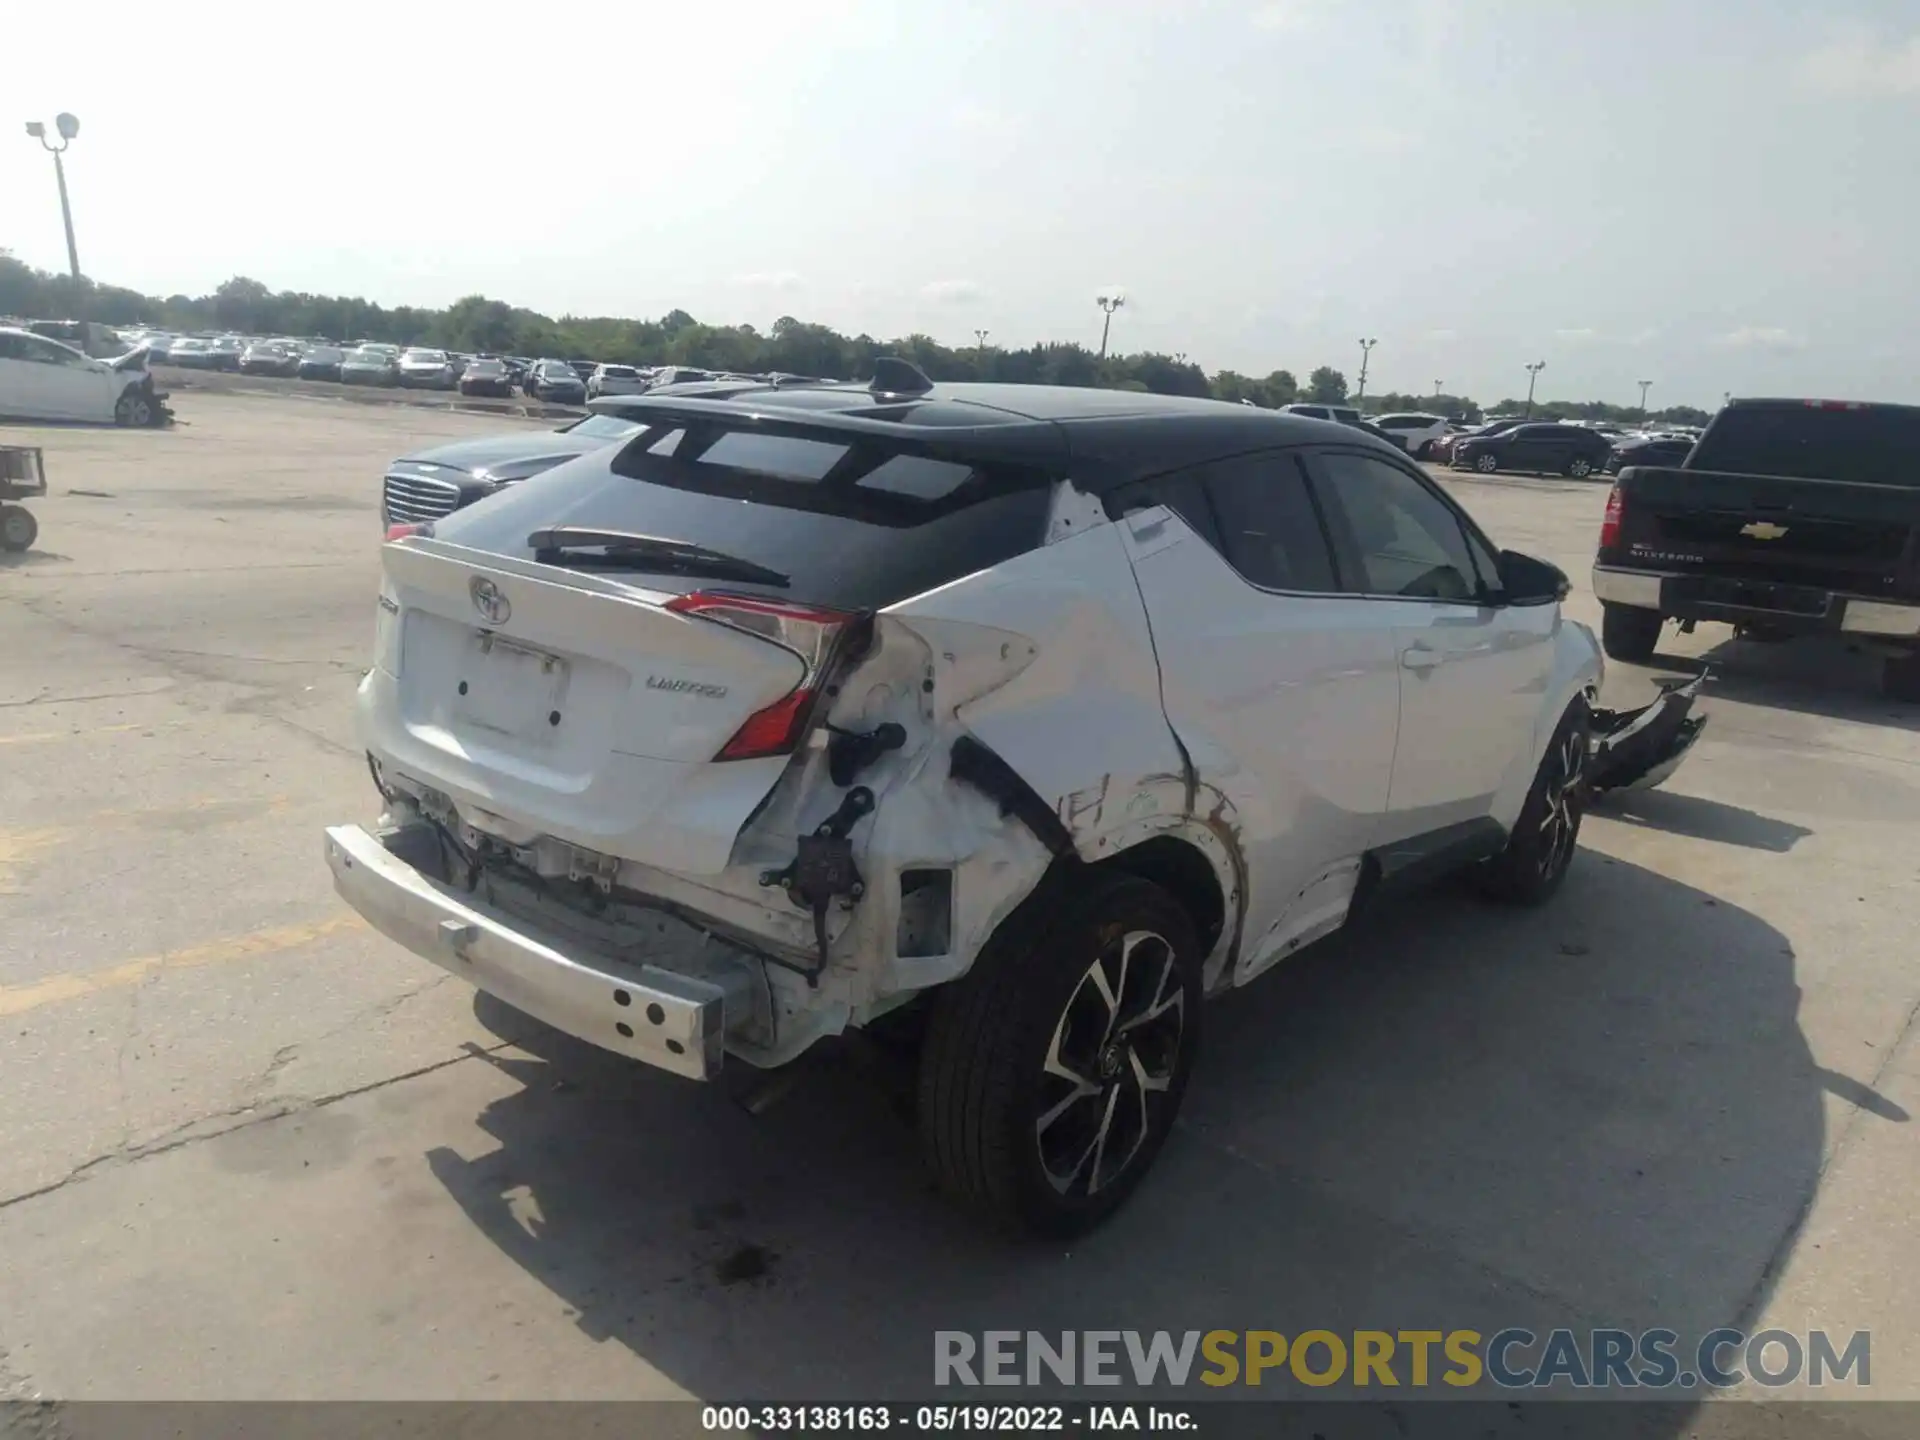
[1740,521,1790,540]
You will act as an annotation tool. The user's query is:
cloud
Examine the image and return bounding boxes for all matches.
[921,279,988,305]
[1424,328,1457,342]
[732,271,803,293]
[1249,2,1317,32]
[1554,328,1599,343]
[1797,26,1920,96]
[1717,326,1804,350]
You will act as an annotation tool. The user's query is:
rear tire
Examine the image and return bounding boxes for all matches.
[918,870,1202,1238]
[1476,699,1590,906]
[1884,652,1920,704]
[1600,603,1663,663]
[0,505,38,553]
[1474,452,1499,473]
[1567,456,1593,478]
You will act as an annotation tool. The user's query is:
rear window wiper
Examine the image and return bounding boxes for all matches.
[526,527,790,587]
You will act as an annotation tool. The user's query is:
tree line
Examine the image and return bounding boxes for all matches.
[0,254,1714,426]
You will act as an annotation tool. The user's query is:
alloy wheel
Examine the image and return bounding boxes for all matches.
[1537,726,1585,880]
[1570,457,1592,477]
[1035,929,1187,1198]
[1475,453,1498,473]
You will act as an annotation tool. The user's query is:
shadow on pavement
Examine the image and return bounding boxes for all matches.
[428,853,1830,1423]
[1651,633,1920,733]
[1592,789,1812,853]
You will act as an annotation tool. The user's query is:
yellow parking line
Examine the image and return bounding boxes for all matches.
[0,914,367,1018]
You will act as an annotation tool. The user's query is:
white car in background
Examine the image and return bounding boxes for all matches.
[587,364,648,399]
[1369,412,1451,459]
[0,326,166,425]
[398,348,458,389]
[327,363,1706,1236]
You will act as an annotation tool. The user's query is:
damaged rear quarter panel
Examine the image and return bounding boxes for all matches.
[874,513,1240,988]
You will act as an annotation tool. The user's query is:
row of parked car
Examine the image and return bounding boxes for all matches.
[117,327,743,410]
[1272,403,1701,478]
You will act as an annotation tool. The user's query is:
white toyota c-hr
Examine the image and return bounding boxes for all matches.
[327,361,1705,1236]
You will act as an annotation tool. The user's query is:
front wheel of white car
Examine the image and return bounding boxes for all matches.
[115,390,154,427]
[918,871,1202,1238]
[1475,699,1590,906]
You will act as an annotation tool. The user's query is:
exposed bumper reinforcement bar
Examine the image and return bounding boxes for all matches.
[1588,672,1708,796]
[324,822,742,1080]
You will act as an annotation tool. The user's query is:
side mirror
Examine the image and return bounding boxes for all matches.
[1496,549,1570,606]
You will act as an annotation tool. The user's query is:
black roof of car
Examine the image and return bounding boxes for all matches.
[591,368,1408,492]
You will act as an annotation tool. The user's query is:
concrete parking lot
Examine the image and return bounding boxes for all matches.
[1,394,1916,1425]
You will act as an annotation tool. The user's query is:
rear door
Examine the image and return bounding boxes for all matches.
[1113,449,1401,981]
[1305,446,1553,839]
[1503,424,1556,472]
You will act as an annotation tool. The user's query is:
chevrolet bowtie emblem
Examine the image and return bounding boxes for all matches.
[1740,521,1790,540]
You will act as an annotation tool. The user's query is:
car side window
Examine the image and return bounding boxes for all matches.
[1196,451,1340,592]
[0,334,25,360]
[1105,470,1223,552]
[21,337,87,368]
[1309,451,1484,603]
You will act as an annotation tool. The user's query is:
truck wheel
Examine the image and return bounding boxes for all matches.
[1884,653,1920,704]
[1600,603,1663,663]
[0,505,38,553]
[1475,698,1590,906]
[918,870,1202,1238]
[115,390,154,427]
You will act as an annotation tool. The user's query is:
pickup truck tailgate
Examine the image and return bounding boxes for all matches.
[1613,467,1919,596]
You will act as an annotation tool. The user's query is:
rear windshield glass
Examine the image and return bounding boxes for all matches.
[434,424,1056,611]
[1694,405,1920,486]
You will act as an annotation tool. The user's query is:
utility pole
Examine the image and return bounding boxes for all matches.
[1356,337,1377,400]
[1524,360,1547,417]
[24,113,83,281]
[1095,294,1125,360]
[1637,378,1652,422]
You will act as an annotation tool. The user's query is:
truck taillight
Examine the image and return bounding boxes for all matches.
[665,591,857,761]
[1599,485,1624,550]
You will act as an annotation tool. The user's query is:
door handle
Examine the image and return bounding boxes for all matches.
[1401,644,1444,671]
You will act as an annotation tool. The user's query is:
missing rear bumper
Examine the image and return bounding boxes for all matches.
[1588,673,1708,796]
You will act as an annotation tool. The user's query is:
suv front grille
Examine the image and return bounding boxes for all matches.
[382,471,463,526]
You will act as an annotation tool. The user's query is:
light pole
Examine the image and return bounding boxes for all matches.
[1433,380,1443,397]
[973,329,989,351]
[1356,338,1377,400]
[1095,293,1125,360]
[1637,378,1652,422]
[1524,360,1547,417]
[24,113,82,281]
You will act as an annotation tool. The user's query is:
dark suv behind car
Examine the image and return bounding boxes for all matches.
[1454,422,1614,478]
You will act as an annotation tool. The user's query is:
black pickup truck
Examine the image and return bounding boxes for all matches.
[1592,398,1920,701]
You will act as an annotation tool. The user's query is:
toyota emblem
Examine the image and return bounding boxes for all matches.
[469,576,511,625]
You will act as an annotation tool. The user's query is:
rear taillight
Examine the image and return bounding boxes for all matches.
[384,522,434,542]
[1599,485,1624,550]
[665,591,857,761]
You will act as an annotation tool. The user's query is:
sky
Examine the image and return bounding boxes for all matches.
[5,0,1917,408]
